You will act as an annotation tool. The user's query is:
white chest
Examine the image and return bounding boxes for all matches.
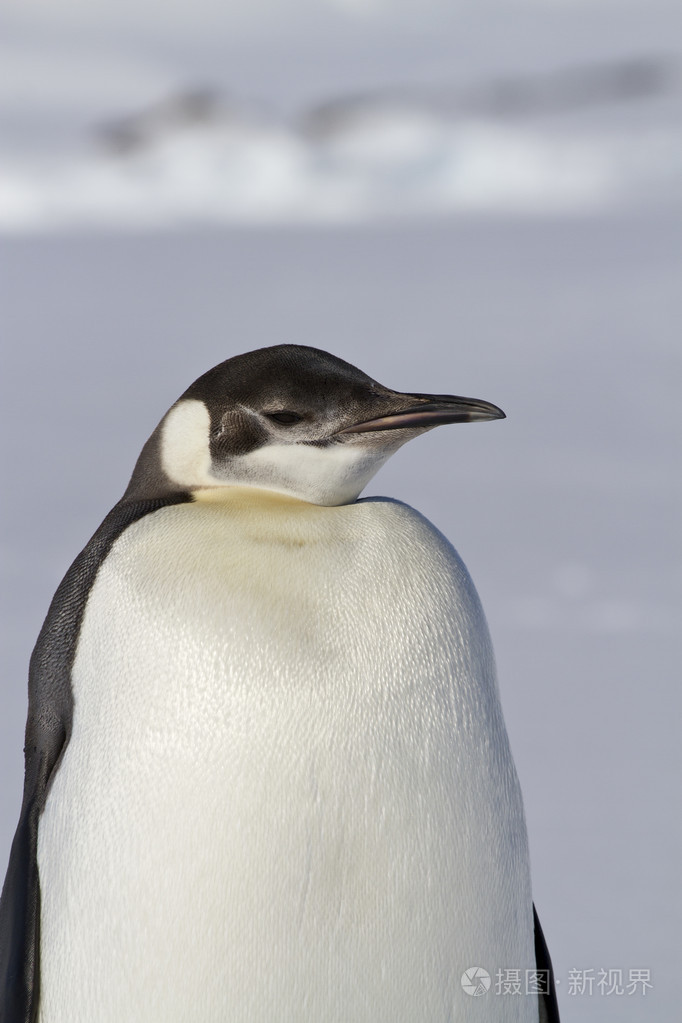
[37,495,536,1023]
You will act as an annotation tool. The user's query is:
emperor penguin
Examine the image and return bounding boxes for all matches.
[0,344,559,1023]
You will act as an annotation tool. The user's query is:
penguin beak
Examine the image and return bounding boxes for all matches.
[338,393,506,435]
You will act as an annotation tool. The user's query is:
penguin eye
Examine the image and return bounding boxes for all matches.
[266,411,304,426]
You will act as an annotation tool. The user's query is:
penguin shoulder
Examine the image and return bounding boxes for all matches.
[355,495,466,567]
[353,497,486,616]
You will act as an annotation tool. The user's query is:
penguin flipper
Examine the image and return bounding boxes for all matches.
[1,570,76,1023]
[534,903,560,1022]
[0,728,65,1023]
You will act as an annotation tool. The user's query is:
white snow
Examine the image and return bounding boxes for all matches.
[1,107,680,231]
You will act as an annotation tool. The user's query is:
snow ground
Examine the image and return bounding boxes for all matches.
[2,65,681,230]
[2,2,682,229]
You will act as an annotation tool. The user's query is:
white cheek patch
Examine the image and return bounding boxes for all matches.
[160,399,216,488]
[161,400,408,506]
[233,441,396,506]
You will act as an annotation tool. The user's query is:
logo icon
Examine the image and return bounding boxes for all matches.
[461,966,491,996]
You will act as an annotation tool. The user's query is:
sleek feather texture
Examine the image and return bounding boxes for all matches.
[37,491,535,1022]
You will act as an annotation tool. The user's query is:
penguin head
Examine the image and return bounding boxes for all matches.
[126,345,504,507]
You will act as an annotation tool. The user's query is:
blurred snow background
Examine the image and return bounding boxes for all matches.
[1,1,680,1020]
[2,0,682,227]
